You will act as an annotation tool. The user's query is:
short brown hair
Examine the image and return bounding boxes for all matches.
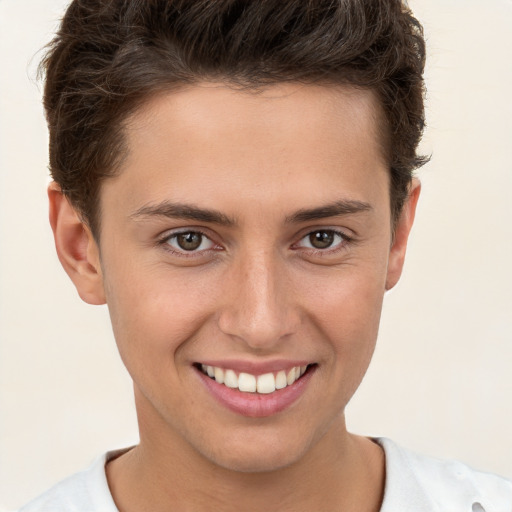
[40,0,428,236]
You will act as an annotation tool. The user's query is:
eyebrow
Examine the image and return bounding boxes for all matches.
[285,199,373,223]
[130,201,236,226]
[129,198,372,226]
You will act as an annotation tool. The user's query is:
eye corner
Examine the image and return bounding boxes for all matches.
[157,229,222,258]
[289,228,359,263]
[295,229,349,250]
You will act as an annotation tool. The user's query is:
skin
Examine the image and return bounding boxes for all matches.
[49,83,420,512]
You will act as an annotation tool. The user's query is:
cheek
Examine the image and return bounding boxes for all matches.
[320,282,383,353]
[103,263,219,366]
[319,281,384,405]
[305,256,386,327]
[301,260,387,373]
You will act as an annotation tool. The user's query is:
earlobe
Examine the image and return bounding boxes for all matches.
[385,179,421,291]
[48,182,106,305]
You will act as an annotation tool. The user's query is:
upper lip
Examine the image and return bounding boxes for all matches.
[195,359,313,375]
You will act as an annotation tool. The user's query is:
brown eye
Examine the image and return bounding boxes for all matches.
[308,230,335,249]
[176,232,203,251]
[295,229,346,252]
[165,231,215,253]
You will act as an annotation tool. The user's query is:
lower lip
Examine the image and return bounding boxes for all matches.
[196,367,316,418]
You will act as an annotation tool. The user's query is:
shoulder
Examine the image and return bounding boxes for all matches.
[18,452,120,512]
[377,438,512,512]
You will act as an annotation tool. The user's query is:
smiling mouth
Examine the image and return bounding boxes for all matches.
[196,364,313,394]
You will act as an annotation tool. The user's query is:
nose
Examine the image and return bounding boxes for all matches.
[217,248,301,350]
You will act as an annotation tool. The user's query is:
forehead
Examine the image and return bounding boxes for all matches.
[127,82,383,153]
[105,82,389,220]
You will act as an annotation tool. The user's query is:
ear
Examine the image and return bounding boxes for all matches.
[48,182,106,305]
[385,179,421,291]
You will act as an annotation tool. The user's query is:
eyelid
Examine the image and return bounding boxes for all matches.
[292,227,354,253]
[157,228,222,257]
[155,226,354,259]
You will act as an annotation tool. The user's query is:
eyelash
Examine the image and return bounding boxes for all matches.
[157,228,353,258]
[157,229,220,258]
[293,229,353,256]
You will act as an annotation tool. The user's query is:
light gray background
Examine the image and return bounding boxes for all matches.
[1,0,511,509]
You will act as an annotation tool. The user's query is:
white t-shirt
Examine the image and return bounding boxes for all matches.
[18,438,512,512]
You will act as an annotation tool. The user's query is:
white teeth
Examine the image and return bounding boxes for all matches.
[201,364,309,394]
[238,372,256,392]
[275,370,287,389]
[257,373,276,394]
[224,369,238,389]
[214,367,224,384]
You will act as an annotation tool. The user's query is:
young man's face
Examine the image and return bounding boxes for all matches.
[64,83,417,472]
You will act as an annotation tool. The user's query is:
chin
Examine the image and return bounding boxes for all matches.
[198,428,315,474]
[209,448,300,474]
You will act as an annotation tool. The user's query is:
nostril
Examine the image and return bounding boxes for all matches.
[472,503,485,512]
